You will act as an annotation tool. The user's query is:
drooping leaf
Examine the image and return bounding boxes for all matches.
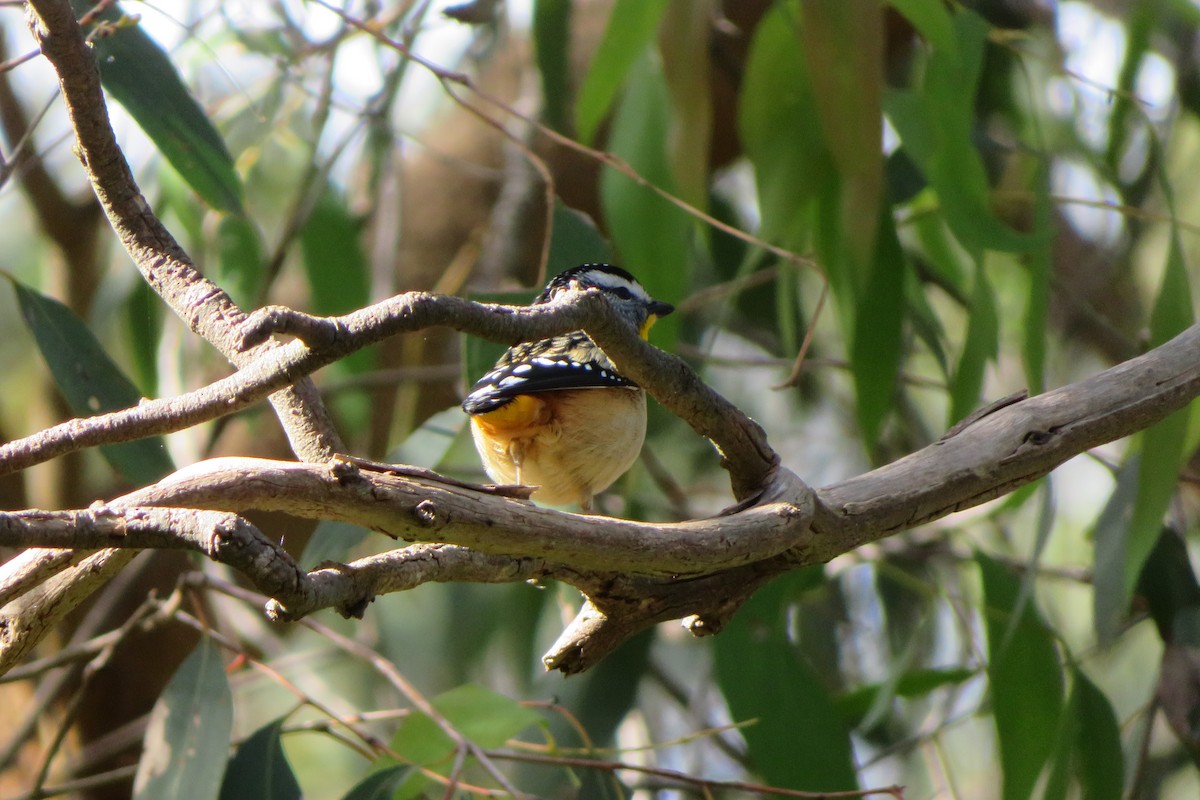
[600,52,690,349]
[801,0,884,271]
[739,1,832,249]
[1124,224,1195,605]
[574,0,669,144]
[713,571,858,792]
[977,551,1064,800]
[546,202,616,272]
[299,186,370,319]
[532,0,572,132]
[216,215,266,310]
[1022,163,1052,394]
[218,717,301,800]
[574,628,653,749]
[888,0,958,55]
[851,197,907,449]
[658,0,713,206]
[884,10,1039,255]
[72,0,244,213]
[1092,458,1140,644]
[12,279,175,485]
[1136,528,1200,646]
[949,259,998,425]
[133,638,234,800]
[124,278,163,398]
[1070,669,1124,800]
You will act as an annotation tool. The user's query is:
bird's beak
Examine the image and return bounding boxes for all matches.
[639,301,674,339]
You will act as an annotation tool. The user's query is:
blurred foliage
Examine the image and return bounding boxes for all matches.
[5,0,1200,797]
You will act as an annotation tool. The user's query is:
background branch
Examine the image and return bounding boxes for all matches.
[24,0,341,460]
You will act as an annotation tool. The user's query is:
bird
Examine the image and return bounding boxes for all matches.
[462,264,675,510]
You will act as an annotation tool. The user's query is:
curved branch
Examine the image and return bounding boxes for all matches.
[5,321,1200,673]
[128,457,813,576]
[2,289,779,500]
[809,321,1200,554]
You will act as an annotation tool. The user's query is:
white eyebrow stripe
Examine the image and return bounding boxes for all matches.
[583,270,650,301]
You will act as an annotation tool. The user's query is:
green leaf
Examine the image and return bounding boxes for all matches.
[218,717,301,800]
[124,278,163,397]
[713,572,858,792]
[299,186,370,319]
[599,52,690,349]
[949,260,998,425]
[11,279,174,485]
[1091,458,1140,644]
[1136,528,1200,646]
[532,0,572,132]
[1070,669,1124,800]
[1114,228,1195,636]
[389,684,543,767]
[884,10,1038,255]
[977,551,1064,800]
[388,712,453,767]
[801,0,884,268]
[299,185,373,426]
[546,202,616,271]
[216,215,266,310]
[74,1,244,213]
[338,766,412,800]
[851,198,907,448]
[1022,163,1052,393]
[888,0,958,56]
[574,0,669,144]
[658,0,713,206]
[575,628,653,748]
[134,638,234,800]
[739,2,832,248]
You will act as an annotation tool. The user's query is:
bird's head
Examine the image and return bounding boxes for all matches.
[536,264,674,339]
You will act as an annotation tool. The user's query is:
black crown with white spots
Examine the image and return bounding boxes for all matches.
[462,265,670,416]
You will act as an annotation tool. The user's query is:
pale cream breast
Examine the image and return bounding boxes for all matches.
[469,387,647,507]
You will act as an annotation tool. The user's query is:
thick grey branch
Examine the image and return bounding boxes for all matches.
[129,457,813,576]
[810,320,1200,554]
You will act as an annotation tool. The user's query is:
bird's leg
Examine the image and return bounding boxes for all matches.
[510,440,527,487]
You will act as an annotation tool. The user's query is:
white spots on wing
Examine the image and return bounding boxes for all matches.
[512,363,533,374]
[499,375,526,387]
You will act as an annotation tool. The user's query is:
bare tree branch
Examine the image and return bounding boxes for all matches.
[4,301,1200,673]
[24,0,342,460]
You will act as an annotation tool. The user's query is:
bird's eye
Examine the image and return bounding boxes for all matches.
[611,287,634,300]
